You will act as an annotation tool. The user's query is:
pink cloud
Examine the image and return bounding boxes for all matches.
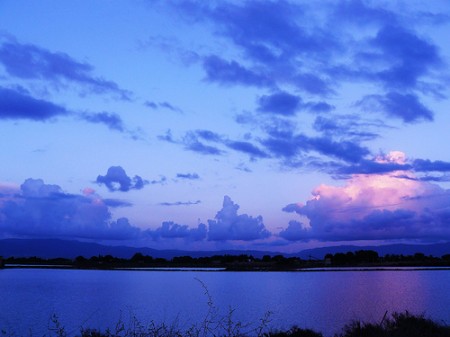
[282,152,450,241]
[82,187,96,196]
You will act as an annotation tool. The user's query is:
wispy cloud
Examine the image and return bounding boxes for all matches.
[176,173,200,180]
[159,200,201,206]
[0,86,68,121]
[0,38,132,100]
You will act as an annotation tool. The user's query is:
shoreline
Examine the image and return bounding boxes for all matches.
[3,264,450,272]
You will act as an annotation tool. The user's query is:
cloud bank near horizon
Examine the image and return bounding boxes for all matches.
[282,152,450,242]
[2,153,449,247]
[0,178,272,245]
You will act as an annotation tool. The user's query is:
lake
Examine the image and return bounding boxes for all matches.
[0,268,449,336]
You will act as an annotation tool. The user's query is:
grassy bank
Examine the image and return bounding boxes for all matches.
[3,312,448,337]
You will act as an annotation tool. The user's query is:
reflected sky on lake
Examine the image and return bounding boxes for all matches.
[0,269,449,336]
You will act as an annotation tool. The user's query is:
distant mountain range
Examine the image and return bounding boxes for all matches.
[0,238,449,260]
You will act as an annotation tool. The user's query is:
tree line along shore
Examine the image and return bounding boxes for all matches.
[1,250,450,270]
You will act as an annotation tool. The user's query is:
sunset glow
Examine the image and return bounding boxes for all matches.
[0,1,449,252]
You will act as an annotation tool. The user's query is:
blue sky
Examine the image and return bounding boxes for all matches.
[1,0,450,252]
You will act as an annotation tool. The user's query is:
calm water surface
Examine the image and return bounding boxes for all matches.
[0,269,449,336]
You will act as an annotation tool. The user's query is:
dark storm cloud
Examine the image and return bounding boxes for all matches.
[0,86,68,121]
[0,178,140,240]
[159,200,201,206]
[0,39,131,99]
[207,196,271,241]
[80,112,125,132]
[176,173,200,180]
[96,166,148,192]
[357,92,433,123]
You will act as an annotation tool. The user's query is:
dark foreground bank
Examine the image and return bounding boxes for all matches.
[4,312,448,337]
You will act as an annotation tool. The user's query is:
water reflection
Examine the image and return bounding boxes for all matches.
[0,269,448,336]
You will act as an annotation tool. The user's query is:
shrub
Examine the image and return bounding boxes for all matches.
[336,311,450,337]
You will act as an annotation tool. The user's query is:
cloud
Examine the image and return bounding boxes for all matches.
[202,55,273,87]
[207,196,271,241]
[357,92,433,123]
[96,166,148,192]
[149,176,167,185]
[145,101,183,113]
[80,112,125,132]
[196,129,223,142]
[159,200,201,206]
[103,198,133,208]
[282,203,303,214]
[176,173,200,180]
[304,101,335,113]
[174,1,337,95]
[0,38,131,99]
[279,220,308,241]
[262,132,370,164]
[182,131,225,155]
[335,152,450,177]
[281,151,450,242]
[173,1,446,124]
[313,116,380,141]
[146,221,207,241]
[225,140,269,159]
[370,24,441,90]
[181,130,269,159]
[0,86,68,121]
[413,159,450,172]
[0,178,140,240]
[257,91,301,116]
[0,86,134,136]
[332,0,398,27]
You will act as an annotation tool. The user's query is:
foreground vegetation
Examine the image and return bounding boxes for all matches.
[3,250,450,270]
[4,311,447,337]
